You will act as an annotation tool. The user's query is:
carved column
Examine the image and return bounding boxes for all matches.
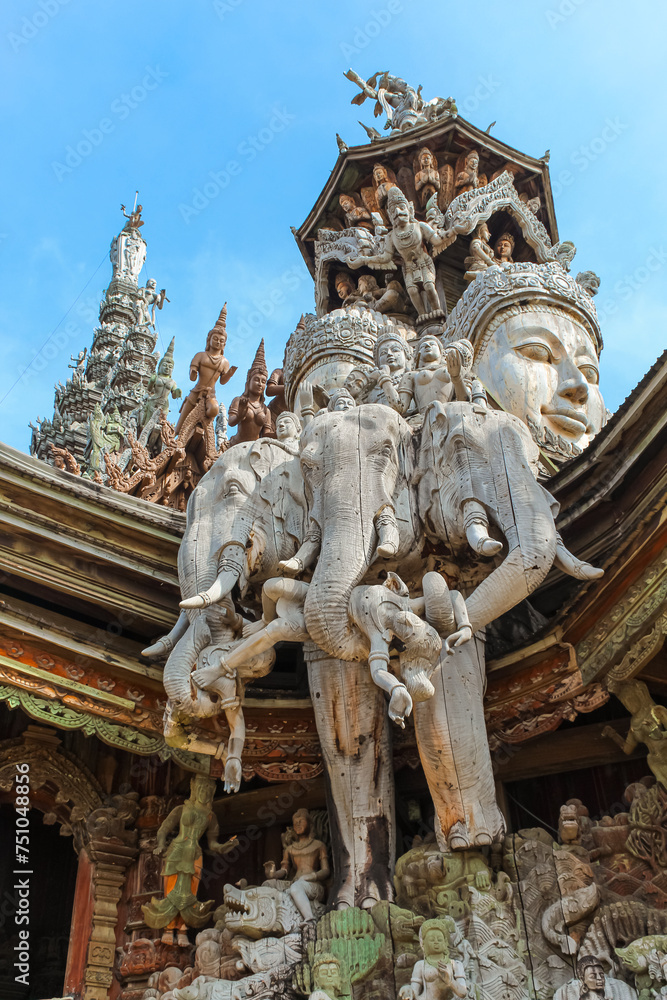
[83,838,138,1000]
[306,648,395,908]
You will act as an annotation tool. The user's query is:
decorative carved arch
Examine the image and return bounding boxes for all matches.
[0,727,104,849]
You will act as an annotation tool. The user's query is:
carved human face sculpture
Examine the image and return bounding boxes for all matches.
[329,390,355,412]
[335,275,354,300]
[208,332,225,354]
[417,336,442,367]
[315,961,341,994]
[248,372,267,397]
[377,340,407,374]
[495,237,513,261]
[475,309,604,450]
[276,414,299,441]
[581,962,605,993]
[390,202,409,227]
[373,164,388,184]
[339,194,354,212]
[423,928,447,958]
[292,810,309,835]
[419,149,434,169]
[467,152,479,171]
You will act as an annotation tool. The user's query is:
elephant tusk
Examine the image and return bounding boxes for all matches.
[554,534,604,580]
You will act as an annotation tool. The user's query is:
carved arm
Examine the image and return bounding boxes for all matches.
[153,805,183,854]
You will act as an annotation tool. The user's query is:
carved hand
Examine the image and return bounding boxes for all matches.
[445,348,462,379]
[264,860,277,879]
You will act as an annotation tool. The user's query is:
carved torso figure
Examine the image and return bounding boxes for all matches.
[228,340,273,445]
[264,809,330,922]
[175,305,235,436]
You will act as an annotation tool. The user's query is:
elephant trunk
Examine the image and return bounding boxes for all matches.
[304,517,375,662]
[163,614,214,716]
[465,532,557,634]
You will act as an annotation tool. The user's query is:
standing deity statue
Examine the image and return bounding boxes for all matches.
[399,918,467,1000]
[227,340,273,445]
[103,405,125,453]
[455,149,485,194]
[142,774,236,945]
[121,201,144,230]
[372,163,396,209]
[174,304,237,436]
[87,403,107,473]
[414,147,441,207]
[347,186,453,317]
[135,278,168,329]
[68,348,87,381]
[140,338,182,429]
[263,808,330,923]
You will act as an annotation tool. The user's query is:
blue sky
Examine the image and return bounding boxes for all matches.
[1,0,665,452]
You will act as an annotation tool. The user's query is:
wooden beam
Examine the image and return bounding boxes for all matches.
[493,719,646,782]
[212,777,327,835]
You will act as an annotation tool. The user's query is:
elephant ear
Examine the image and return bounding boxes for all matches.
[248,439,284,482]
[383,572,409,597]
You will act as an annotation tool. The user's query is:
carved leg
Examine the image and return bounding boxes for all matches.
[413,635,505,850]
[306,649,395,909]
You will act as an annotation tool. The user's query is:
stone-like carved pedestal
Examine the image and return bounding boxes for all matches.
[305,647,395,908]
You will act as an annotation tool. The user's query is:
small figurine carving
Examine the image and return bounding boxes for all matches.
[399,917,467,1000]
[263,808,330,923]
[604,678,667,789]
[464,222,498,281]
[355,273,385,307]
[142,774,237,944]
[50,444,81,476]
[68,348,87,377]
[87,402,107,473]
[347,186,452,317]
[365,330,412,407]
[455,149,486,195]
[414,147,440,207]
[174,305,236,436]
[135,278,169,329]
[266,366,288,429]
[228,339,273,444]
[141,338,182,429]
[576,270,601,296]
[308,952,343,1000]
[345,70,457,137]
[338,193,373,230]
[121,201,144,230]
[372,163,396,209]
[553,955,638,1000]
[334,271,360,307]
[494,231,515,265]
[381,335,472,415]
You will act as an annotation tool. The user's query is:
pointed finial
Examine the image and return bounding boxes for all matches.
[250,338,268,378]
[206,303,228,349]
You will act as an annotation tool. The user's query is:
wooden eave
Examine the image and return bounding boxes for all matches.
[293,115,557,276]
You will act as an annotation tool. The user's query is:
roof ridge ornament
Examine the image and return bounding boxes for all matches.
[344,69,457,142]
